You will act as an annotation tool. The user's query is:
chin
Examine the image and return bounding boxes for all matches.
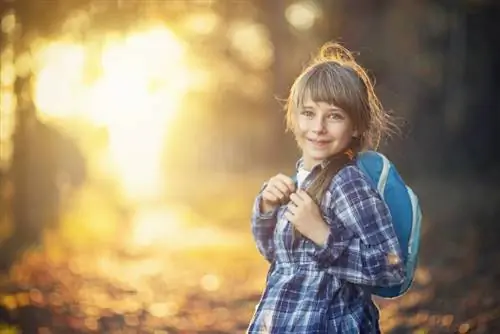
[306,153,331,163]
[310,152,330,159]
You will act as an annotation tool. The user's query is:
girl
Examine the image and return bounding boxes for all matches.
[248,43,405,333]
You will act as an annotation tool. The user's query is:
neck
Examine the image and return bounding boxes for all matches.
[302,158,325,172]
[302,149,355,171]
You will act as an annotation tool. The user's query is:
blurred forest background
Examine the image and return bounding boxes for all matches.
[0,0,499,333]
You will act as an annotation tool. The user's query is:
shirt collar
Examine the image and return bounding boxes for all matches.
[295,157,330,174]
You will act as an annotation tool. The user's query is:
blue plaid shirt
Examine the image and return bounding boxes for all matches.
[247,161,405,333]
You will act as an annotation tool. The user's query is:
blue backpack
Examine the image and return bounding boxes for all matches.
[356,151,422,298]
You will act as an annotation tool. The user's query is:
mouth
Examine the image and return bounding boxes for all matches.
[307,138,332,147]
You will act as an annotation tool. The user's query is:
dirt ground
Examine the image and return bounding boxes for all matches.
[0,177,499,333]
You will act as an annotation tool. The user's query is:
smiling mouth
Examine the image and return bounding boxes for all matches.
[307,139,331,146]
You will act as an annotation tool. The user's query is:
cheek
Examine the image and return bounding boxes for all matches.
[342,128,355,141]
[293,117,307,135]
[329,124,355,142]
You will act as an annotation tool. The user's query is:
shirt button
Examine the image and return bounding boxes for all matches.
[387,252,400,265]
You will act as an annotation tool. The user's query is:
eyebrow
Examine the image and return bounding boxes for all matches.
[302,105,343,112]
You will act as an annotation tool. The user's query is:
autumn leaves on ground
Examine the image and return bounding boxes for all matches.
[1,175,499,333]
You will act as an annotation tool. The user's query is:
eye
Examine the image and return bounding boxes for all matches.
[300,110,314,118]
[328,112,344,121]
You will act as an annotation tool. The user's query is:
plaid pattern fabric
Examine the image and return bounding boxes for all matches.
[248,162,405,333]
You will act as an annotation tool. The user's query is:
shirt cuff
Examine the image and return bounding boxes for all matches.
[252,185,278,220]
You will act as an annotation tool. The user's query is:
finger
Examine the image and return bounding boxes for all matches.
[289,193,304,206]
[274,174,296,192]
[266,186,285,202]
[284,210,294,222]
[262,189,279,203]
[296,189,312,202]
[272,179,293,197]
[286,202,297,215]
[267,185,288,202]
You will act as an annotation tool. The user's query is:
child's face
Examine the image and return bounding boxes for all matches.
[294,98,357,170]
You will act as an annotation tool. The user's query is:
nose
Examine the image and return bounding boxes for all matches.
[311,115,326,133]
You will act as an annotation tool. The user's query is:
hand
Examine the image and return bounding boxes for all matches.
[285,189,330,246]
[260,173,296,213]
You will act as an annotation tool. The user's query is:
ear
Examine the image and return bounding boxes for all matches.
[352,129,359,138]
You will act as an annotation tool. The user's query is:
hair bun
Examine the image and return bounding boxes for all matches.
[318,42,356,63]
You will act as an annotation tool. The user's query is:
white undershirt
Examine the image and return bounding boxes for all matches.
[296,168,310,189]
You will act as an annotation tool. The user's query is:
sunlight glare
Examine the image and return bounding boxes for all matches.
[34,42,86,118]
[32,26,191,200]
[200,273,220,292]
[183,11,220,35]
[131,208,182,248]
[228,22,273,70]
[285,1,321,31]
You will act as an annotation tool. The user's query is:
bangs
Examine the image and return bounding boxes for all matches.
[290,62,363,114]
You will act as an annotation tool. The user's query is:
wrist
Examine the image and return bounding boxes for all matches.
[309,219,330,246]
[260,198,278,215]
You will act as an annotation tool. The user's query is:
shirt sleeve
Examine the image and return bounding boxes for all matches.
[311,169,406,287]
[251,184,278,263]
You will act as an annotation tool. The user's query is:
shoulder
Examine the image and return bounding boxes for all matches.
[324,163,379,207]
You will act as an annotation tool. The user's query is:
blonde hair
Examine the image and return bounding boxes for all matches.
[286,42,397,203]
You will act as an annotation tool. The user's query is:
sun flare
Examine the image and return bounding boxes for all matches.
[32,26,191,201]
